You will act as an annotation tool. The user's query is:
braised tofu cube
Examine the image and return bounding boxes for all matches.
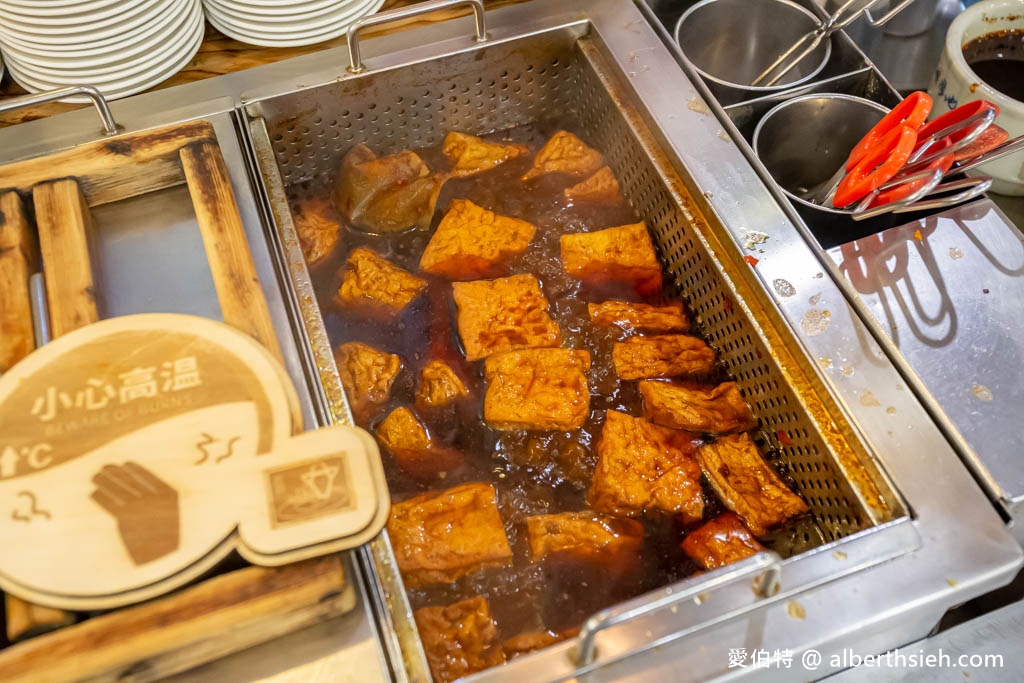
[388,482,513,588]
[376,407,462,478]
[612,335,715,380]
[292,196,342,265]
[484,348,591,431]
[681,513,766,570]
[335,342,401,422]
[333,144,447,233]
[560,223,663,295]
[640,381,757,434]
[443,132,529,178]
[588,410,704,523]
[523,130,604,180]
[416,360,470,408]
[337,247,427,317]
[419,199,536,280]
[588,300,689,334]
[563,166,624,205]
[696,433,809,537]
[503,630,570,659]
[414,596,506,683]
[452,274,562,361]
[525,511,643,581]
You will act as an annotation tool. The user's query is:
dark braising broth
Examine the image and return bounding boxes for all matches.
[293,122,807,650]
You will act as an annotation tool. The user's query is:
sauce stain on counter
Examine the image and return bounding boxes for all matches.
[949,247,964,260]
[808,293,822,306]
[971,384,993,401]
[817,356,832,369]
[687,97,709,115]
[773,278,796,298]
[859,391,880,407]
[787,600,806,620]
[800,309,831,337]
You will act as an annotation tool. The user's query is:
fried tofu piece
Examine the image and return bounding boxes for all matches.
[525,511,643,582]
[640,381,757,434]
[452,274,562,361]
[415,596,506,683]
[681,512,766,570]
[696,433,809,537]
[335,342,401,422]
[588,410,704,522]
[443,131,529,178]
[416,360,469,408]
[563,166,624,205]
[612,335,715,380]
[292,196,342,265]
[376,407,462,478]
[560,223,663,295]
[388,482,513,588]
[503,630,574,659]
[588,300,689,334]
[419,199,536,280]
[337,247,427,317]
[484,348,591,431]
[523,130,604,180]
[333,144,447,233]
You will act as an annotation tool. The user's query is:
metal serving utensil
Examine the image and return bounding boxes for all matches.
[752,0,917,87]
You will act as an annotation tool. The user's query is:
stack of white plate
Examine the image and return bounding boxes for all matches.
[202,0,386,48]
[0,0,205,102]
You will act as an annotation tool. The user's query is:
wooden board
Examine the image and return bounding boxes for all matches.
[0,554,353,683]
[0,191,36,372]
[180,141,282,360]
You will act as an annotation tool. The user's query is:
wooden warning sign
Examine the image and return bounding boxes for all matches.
[0,314,388,610]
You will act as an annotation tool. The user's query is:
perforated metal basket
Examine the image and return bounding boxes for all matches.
[239,2,916,680]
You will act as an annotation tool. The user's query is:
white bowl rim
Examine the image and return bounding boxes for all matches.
[204,0,353,18]
[944,0,1024,116]
[0,0,187,42]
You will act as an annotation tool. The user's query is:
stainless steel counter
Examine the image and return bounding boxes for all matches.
[0,0,1021,680]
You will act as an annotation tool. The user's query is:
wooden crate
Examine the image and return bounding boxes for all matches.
[0,121,354,679]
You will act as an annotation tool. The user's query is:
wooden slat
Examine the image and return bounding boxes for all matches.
[180,141,282,360]
[0,555,353,683]
[0,191,36,372]
[32,179,99,338]
[0,120,216,207]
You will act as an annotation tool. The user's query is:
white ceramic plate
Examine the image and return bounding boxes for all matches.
[0,0,193,68]
[10,4,201,80]
[204,0,380,42]
[205,0,353,20]
[0,0,185,44]
[0,0,141,25]
[202,0,369,34]
[205,0,355,25]
[0,0,191,55]
[5,22,202,101]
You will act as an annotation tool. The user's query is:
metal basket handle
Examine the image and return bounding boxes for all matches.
[0,86,119,136]
[573,552,783,667]
[346,0,488,75]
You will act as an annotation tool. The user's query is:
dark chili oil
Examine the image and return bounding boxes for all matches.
[963,29,1024,102]
[293,121,811,641]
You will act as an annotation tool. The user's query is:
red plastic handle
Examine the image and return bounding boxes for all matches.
[835,124,918,208]
[953,123,1009,162]
[917,100,999,146]
[846,91,932,172]
[869,139,955,208]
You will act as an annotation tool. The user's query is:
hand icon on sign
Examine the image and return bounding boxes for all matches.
[90,462,180,566]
